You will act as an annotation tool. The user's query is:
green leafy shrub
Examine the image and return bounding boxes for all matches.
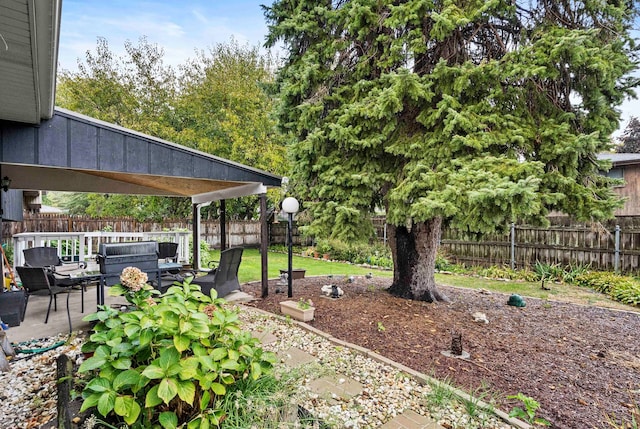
[217,374,299,427]
[609,281,640,306]
[507,393,550,426]
[561,263,591,284]
[435,251,453,271]
[574,271,623,294]
[477,266,522,280]
[574,271,640,306]
[368,254,393,269]
[315,239,332,256]
[79,267,276,428]
[515,267,539,282]
[310,239,393,268]
[533,261,565,282]
[325,239,351,261]
[434,251,470,274]
[2,243,13,265]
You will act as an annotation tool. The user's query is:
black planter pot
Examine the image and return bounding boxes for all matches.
[0,289,26,326]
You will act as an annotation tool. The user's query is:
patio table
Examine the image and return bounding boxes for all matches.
[67,269,103,309]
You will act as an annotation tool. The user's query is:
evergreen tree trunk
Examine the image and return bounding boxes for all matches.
[388,217,449,302]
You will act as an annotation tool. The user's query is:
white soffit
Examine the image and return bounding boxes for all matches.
[192,182,267,204]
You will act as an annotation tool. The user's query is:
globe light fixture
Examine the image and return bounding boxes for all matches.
[282,197,299,297]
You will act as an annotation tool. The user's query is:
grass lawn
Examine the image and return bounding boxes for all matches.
[206,248,393,284]
[207,248,638,312]
[435,272,640,312]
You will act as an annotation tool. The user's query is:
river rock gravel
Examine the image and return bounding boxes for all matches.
[0,334,85,429]
[238,307,516,429]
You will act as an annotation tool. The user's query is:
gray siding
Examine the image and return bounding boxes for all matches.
[0,108,281,187]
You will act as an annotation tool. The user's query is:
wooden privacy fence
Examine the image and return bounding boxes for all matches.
[3,213,191,236]
[441,224,640,274]
[2,213,266,249]
[10,214,640,273]
[2,214,313,248]
[372,216,640,274]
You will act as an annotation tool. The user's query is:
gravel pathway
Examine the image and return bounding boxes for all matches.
[239,307,518,429]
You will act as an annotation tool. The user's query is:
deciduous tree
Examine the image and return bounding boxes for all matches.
[56,38,285,220]
[265,0,638,301]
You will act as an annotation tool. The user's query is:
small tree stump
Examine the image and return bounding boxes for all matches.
[451,332,463,356]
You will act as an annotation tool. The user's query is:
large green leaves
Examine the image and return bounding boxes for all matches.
[79,278,275,427]
[114,396,141,425]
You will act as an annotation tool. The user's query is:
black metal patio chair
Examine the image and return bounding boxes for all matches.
[16,266,72,332]
[157,242,181,274]
[23,246,87,311]
[23,246,87,281]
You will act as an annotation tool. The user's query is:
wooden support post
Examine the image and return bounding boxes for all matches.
[451,332,463,356]
[220,200,227,251]
[260,194,269,298]
[56,354,73,429]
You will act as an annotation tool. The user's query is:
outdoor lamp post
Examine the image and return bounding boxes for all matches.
[282,197,299,298]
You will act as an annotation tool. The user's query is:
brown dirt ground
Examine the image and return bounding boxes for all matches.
[242,275,640,429]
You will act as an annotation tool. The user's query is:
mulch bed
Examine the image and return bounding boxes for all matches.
[242,275,640,429]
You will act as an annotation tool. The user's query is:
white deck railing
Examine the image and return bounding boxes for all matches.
[12,230,191,269]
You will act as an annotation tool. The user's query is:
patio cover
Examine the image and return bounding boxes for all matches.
[1,108,281,197]
[0,108,282,295]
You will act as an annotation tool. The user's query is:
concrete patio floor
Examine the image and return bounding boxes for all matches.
[5,282,126,344]
[4,281,256,344]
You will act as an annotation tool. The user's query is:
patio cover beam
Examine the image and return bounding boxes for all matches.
[191,182,267,204]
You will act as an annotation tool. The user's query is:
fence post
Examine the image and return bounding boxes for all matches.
[614,225,620,274]
[510,223,515,270]
[383,223,387,246]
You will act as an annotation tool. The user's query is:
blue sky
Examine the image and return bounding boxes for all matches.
[58,0,638,136]
[59,0,273,71]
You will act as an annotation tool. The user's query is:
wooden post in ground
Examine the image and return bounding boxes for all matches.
[56,354,73,429]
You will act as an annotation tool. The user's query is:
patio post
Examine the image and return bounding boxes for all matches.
[0,165,3,281]
[260,194,269,298]
[192,203,200,270]
[220,200,226,251]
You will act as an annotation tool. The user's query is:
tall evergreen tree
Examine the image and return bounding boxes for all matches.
[265,0,638,301]
[617,116,640,153]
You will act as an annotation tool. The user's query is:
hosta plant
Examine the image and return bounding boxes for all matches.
[79,267,276,428]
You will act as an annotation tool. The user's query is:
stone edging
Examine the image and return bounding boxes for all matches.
[241,304,532,429]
